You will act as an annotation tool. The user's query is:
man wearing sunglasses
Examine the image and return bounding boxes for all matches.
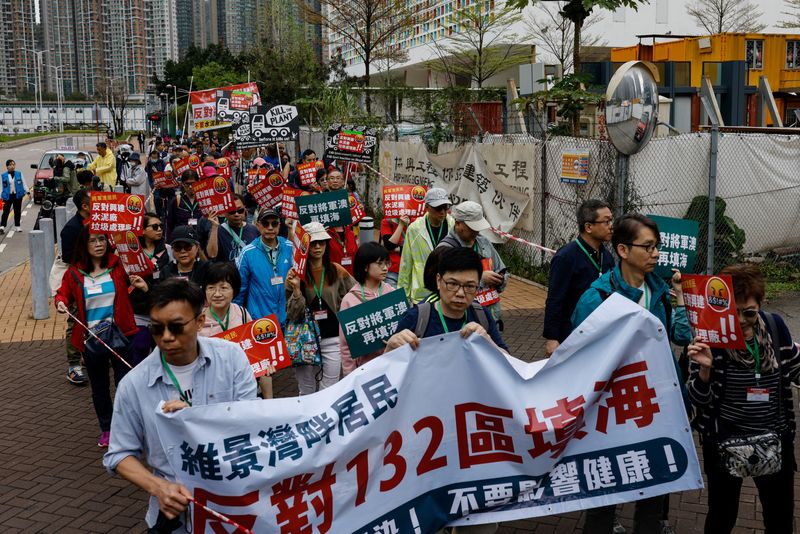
[103,279,257,532]
[235,208,294,325]
[398,187,455,303]
[571,213,692,534]
[204,193,260,263]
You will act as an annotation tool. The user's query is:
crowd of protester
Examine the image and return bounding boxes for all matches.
[43,131,799,533]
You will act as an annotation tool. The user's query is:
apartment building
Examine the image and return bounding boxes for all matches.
[0,0,38,97]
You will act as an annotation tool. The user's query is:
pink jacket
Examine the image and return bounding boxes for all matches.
[339,281,396,376]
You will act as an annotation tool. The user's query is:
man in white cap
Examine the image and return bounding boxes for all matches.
[397,187,454,303]
[436,201,508,326]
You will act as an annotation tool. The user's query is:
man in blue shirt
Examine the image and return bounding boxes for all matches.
[387,247,509,353]
[543,199,614,357]
[1,159,28,233]
[103,279,257,532]
[235,208,294,325]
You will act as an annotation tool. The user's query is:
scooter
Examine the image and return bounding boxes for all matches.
[33,179,68,239]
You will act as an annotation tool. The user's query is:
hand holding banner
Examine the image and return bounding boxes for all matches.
[337,289,408,359]
[248,172,285,209]
[296,189,352,227]
[153,171,180,190]
[647,215,699,279]
[214,314,290,378]
[383,185,427,219]
[192,177,236,216]
[296,162,318,187]
[682,274,745,349]
[89,191,145,235]
[291,222,310,277]
[109,231,154,276]
[281,187,303,220]
[348,193,365,225]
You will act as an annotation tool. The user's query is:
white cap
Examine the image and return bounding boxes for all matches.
[452,201,490,232]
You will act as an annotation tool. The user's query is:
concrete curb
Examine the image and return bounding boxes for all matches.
[509,273,547,291]
[0,133,100,149]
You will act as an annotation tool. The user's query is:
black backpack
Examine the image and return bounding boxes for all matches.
[414,301,489,338]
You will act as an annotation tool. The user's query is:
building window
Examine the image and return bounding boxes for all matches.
[788,41,800,69]
[745,39,763,70]
[674,62,691,87]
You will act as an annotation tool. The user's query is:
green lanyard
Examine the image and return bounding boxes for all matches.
[426,216,444,247]
[435,302,466,334]
[312,269,325,308]
[79,267,112,279]
[182,199,198,214]
[208,306,230,332]
[333,232,347,256]
[360,283,383,303]
[746,338,761,380]
[575,239,602,274]
[641,284,650,310]
[144,249,155,259]
[223,223,245,246]
[261,241,280,270]
[160,351,193,406]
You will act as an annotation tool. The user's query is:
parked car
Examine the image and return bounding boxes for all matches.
[31,150,96,204]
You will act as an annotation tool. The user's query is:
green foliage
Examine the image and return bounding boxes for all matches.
[497,244,551,286]
[760,259,800,299]
[292,84,364,129]
[684,196,746,273]
[516,73,602,135]
[506,0,648,14]
[154,44,245,92]
[191,62,247,91]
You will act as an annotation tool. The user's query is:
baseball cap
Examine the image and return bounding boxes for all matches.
[257,208,280,223]
[202,165,219,179]
[424,187,449,208]
[128,152,141,162]
[170,225,199,245]
[303,221,331,242]
[253,157,267,166]
[452,201,490,232]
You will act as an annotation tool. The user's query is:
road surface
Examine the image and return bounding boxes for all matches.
[0,135,100,275]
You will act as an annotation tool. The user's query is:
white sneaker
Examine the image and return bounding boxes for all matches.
[14,226,21,232]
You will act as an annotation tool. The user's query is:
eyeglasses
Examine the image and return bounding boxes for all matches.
[227,208,246,215]
[261,220,280,228]
[148,315,200,337]
[590,219,613,226]
[431,204,451,212]
[443,279,479,294]
[626,242,660,254]
[372,260,392,269]
[88,236,107,244]
[172,242,196,252]
[147,223,163,230]
[205,284,233,295]
[738,308,759,319]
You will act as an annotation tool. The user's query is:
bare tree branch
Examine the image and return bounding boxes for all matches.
[687,0,766,33]
[779,0,800,29]
[525,1,605,73]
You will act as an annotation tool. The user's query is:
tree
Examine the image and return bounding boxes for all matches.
[190,62,246,91]
[427,5,530,88]
[687,0,766,34]
[298,0,417,114]
[96,77,129,135]
[779,0,800,29]
[525,1,605,74]
[153,44,245,93]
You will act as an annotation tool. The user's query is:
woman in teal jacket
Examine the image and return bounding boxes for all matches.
[570,214,691,534]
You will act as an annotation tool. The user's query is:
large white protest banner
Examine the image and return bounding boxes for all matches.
[155,295,702,533]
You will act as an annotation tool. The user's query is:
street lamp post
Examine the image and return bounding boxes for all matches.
[159,93,168,135]
[166,84,178,138]
[47,64,64,133]
[22,48,47,129]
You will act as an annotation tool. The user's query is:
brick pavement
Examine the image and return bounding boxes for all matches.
[0,263,797,532]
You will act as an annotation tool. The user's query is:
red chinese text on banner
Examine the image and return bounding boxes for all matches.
[349,194,365,224]
[153,171,180,189]
[214,315,290,378]
[215,158,232,179]
[337,130,365,153]
[89,192,145,235]
[681,274,745,349]
[382,185,427,219]
[296,162,318,187]
[109,231,154,276]
[475,288,500,307]
[282,187,303,220]
[173,157,191,176]
[247,168,267,189]
[248,179,284,209]
[192,177,236,216]
[291,223,311,278]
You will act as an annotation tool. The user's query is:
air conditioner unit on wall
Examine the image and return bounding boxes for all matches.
[698,37,711,53]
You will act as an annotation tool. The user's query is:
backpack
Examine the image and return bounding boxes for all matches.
[414,301,490,338]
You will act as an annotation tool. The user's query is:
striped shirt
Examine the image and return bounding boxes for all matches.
[718,362,785,435]
[83,271,115,328]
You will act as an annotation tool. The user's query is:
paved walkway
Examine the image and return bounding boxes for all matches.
[0,262,797,532]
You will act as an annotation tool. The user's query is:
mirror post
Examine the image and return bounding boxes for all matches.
[707,124,719,274]
[614,152,629,217]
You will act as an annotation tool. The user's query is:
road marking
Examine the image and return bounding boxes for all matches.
[0,244,5,253]
[6,231,13,239]
[21,210,28,216]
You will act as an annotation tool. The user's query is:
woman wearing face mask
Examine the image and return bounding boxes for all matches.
[339,242,396,376]
[285,222,355,395]
[55,227,138,448]
[687,263,800,533]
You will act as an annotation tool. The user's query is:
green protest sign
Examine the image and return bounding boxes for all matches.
[337,288,408,359]
[296,190,353,227]
[647,214,700,278]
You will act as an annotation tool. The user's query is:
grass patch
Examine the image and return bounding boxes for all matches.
[0,129,95,143]
[758,258,800,300]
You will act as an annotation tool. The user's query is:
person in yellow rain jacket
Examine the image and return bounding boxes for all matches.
[88,142,117,190]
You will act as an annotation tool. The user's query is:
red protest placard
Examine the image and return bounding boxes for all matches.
[248,172,285,209]
[215,157,232,179]
[172,157,191,176]
[337,129,365,153]
[383,185,427,219]
[682,274,745,349]
[282,187,303,220]
[296,162,318,187]
[109,231,154,276]
[188,154,201,170]
[214,314,291,377]
[349,193,365,224]
[247,168,267,188]
[153,170,180,189]
[291,222,311,277]
[192,176,236,216]
[89,192,145,235]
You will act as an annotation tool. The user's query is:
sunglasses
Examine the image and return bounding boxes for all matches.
[739,309,759,319]
[227,208,246,215]
[431,204,450,212]
[147,223,163,230]
[172,242,196,252]
[148,315,199,337]
[261,220,280,228]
